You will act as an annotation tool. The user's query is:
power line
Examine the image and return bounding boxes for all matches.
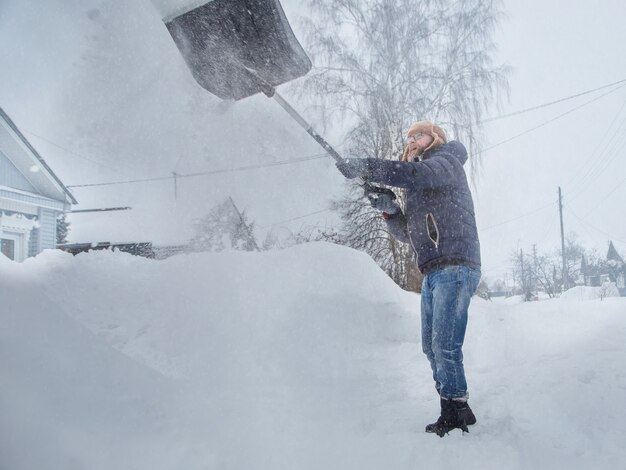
[566,207,626,245]
[477,82,626,155]
[22,129,133,178]
[68,174,173,188]
[183,153,328,177]
[21,123,343,189]
[562,98,626,194]
[568,208,598,242]
[481,77,626,123]
[567,115,626,203]
[580,175,626,219]
[264,208,334,228]
[478,201,555,231]
[68,152,329,188]
[22,78,626,178]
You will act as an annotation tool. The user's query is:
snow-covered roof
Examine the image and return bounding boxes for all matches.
[0,107,77,205]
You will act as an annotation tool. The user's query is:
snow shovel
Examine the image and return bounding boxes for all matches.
[163,0,395,199]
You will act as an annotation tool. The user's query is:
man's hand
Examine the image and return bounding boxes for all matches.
[335,158,370,180]
[367,190,400,214]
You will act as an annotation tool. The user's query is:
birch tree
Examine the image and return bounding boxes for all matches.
[302,0,508,290]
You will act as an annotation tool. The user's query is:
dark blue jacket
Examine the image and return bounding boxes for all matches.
[365,141,481,273]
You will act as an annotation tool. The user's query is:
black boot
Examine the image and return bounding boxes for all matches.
[454,399,476,426]
[425,398,477,437]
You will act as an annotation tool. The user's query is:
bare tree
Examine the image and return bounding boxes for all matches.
[331,194,419,290]
[264,225,341,250]
[301,0,508,290]
[188,199,258,252]
[504,233,593,299]
[560,233,586,289]
[510,248,534,300]
[533,252,558,298]
[598,281,616,301]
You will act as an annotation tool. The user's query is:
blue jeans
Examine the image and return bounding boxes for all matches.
[421,265,481,400]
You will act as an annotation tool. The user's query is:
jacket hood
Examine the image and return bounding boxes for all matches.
[422,140,468,166]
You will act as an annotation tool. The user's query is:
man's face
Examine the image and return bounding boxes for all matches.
[407,132,434,160]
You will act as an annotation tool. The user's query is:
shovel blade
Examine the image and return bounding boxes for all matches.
[165,0,312,101]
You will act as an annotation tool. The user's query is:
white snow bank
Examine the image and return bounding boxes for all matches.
[560,283,621,301]
[2,243,626,470]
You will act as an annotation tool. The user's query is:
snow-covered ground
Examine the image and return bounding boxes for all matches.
[2,243,626,469]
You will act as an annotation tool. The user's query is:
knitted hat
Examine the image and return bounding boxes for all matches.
[402,121,447,161]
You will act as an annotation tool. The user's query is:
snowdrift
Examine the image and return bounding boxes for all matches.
[560,284,621,301]
[1,243,626,469]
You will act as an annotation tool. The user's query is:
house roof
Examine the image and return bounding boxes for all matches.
[607,241,624,264]
[0,107,78,205]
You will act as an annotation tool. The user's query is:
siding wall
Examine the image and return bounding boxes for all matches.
[0,149,37,193]
[0,188,65,211]
[28,226,39,257]
[35,207,59,252]
[0,198,38,215]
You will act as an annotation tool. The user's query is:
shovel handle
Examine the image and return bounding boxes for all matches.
[271,92,342,162]
[271,92,374,189]
[245,68,384,193]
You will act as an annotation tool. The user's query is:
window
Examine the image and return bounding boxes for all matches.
[0,212,37,262]
[1,238,15,260]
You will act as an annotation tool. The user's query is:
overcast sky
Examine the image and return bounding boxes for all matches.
[1,0,625,282]
[475,0,626,279]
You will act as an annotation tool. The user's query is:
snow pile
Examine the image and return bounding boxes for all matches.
[560,283,621,301]
[2,243,626,469]
[492,294,525,305]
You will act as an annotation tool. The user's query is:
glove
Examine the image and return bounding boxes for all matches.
[335,158,370,180]
[367,190,400,215]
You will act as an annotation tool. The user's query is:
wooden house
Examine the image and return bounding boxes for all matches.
[0,107,77,261]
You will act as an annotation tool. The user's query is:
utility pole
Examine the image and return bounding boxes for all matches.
[558,187,567,291]
[172,172,178,200]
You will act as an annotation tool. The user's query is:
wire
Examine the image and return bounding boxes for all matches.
[182,153,328,178]
[68,152,329,188]
[20,124,342,187]
[567,116,626,203]
[567,208,599,242]
[580,175,626,219]
[566,207,626,244]
[477,82,626,156]
[256,208,335,230]
[22,78,626,184]
[478,201,556,231]
[562,98,626,194]
[534,213,559,248]
[22,129,133,178]
[68,174,173,188]
[480,77,626,123]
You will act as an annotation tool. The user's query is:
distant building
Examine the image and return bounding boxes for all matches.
[580,241,626,296]
[0,107,77,262]
[580,254,610,287]
[606,241,626,296]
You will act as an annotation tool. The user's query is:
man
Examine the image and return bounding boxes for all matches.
[336,121,481,437]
